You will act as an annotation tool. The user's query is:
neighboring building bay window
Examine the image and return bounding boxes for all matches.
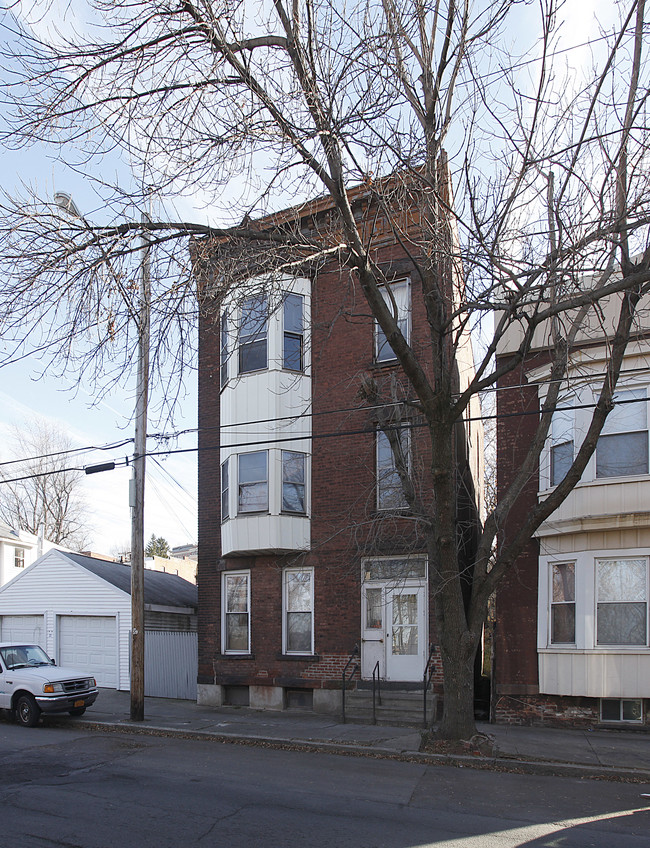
[282,451,306,513]
[222,571,250,653]
[596,558,647,646]
[239,295,268,373]
[283,568,314,654]
[596,389,648,478]
[238,451,268,513]
[375,279,410,362]
[377,428,409,510]
[550,407,574,486]
[550,562,575,643]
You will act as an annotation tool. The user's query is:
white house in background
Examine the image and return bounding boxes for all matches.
[0,550,198,700]
[0,520,61,586]
[145,553,197,585]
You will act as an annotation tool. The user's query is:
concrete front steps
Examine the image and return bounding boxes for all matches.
[342,684,437,728]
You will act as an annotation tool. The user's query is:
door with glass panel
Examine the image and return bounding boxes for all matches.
[361,558,428,681]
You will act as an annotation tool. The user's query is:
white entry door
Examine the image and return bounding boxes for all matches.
[361,580,427,682]
[385,584,427,680]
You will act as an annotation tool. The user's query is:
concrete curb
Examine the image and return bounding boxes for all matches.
[51,717,650,784]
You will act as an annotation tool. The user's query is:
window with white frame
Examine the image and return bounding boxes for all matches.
[238,295,268,374]
[377,427,409,510]
[596,557,647,646]
[238,451,268,513]
[550,406,574,486]
[222,571,250,653]
[283,568,314,654]
[601,698,643,723]
[221,458,229,521]
[282,451,306,513]
[283,293,304,371]
[14,548,25,569]
[375,279,410,362]
[550,562,575,643]
[220,309,229,387]
[596,389,648,478]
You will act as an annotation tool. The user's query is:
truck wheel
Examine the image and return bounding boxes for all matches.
[68,707,86,716]
[15,694,41,727]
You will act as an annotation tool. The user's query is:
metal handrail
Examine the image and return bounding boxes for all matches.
[341,643,359,724]
[423,643,436,727]
[371,661,381,725]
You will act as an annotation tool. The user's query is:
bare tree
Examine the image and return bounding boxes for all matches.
[0,419,92,550]
[0,0,649,738]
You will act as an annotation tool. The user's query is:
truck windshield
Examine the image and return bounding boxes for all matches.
[0,645,52,669]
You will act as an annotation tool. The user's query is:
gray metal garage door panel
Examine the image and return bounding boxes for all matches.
[59,616,117,688]
[1,615,45,645]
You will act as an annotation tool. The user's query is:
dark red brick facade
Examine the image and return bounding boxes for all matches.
[197,192,477,708]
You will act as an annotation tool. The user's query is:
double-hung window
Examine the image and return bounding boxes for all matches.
[220,309,229,387]
[550,562,575,643]
[375,279,410,362]
[14,548,25,569]
[377,427,409,510]
[283,293,304,371]
[221,458,229,521]
[596,389,648,478]
[596,558,647,646]
[550,406,574,486]
[284,568,314,654]
[239,295,268,374]
[222,571,250,653]
[282,451,306,513]
[238,451,268,513]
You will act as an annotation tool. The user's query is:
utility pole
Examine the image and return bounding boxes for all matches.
[130,212,150,721]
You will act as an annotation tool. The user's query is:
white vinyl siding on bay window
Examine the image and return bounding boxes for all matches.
[375,279,410,362]
[222,571,250,654]
[283,568,314,654]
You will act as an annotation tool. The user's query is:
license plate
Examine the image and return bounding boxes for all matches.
[74,699,85,708]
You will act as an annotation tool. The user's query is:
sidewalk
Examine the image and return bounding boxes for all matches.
[59,688,650,783]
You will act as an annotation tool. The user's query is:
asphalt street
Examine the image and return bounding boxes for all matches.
[1,722,649,847]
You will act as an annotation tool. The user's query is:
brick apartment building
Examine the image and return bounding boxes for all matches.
[495,289,650,727]
[196,175,483,715]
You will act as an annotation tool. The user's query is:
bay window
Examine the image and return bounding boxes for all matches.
[596,389,648,478]
[596,557,647,646]
[550,562,575,643]
[283,293,304,371]
[238,451,268,513]
[282,451,306,513]
[239,295,268,374]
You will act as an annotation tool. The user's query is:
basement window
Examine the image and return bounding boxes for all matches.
[600,698,643,723]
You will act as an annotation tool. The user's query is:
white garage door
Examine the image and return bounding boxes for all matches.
[58,616,117,688]
[1,615,45,646]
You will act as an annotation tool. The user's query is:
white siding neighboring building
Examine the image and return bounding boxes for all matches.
[0,521,61,587]
[0,550,198,698]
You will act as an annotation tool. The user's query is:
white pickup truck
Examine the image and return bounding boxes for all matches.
[0,643,98,727]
